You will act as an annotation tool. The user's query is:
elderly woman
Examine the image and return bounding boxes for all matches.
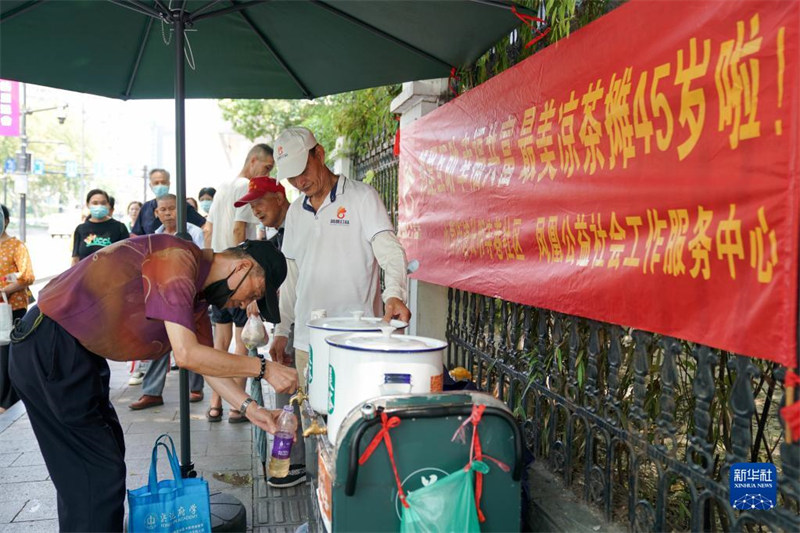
[0,204,34,412]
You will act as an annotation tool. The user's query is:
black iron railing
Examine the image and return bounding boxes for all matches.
[446,291,799,532]
[354,130,398,230]
[354,133,800,532]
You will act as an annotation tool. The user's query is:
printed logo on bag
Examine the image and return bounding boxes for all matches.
[330,206,349,225]
[328,365,335,414]
[145,514,157,530]
[729,463,777,510]
[394,467,450,519]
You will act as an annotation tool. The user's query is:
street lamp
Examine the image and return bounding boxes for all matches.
[14,82,68,242]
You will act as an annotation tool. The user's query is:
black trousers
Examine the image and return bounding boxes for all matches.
[9,307,126,532]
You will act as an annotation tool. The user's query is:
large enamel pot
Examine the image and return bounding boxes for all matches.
[325,328,446,444]
[306,312,406,414]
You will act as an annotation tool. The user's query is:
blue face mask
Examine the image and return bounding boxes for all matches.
[151,184,169,198]
[199,200,213,213]
[89,205,109,220]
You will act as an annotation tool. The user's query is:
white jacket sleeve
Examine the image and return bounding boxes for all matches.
[371,230,408,303]
[274,258,297,338]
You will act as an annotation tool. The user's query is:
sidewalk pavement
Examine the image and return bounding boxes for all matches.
[0,357,312,532]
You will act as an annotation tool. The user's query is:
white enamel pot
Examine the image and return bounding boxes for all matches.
[306,311,406,414]
[325,327,446,445]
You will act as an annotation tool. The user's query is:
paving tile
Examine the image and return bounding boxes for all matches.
[0,429,38,443]
[0,482,55,503]
[206,440,253,456]
[254,497,310,527]
[256,478,307,499]
[125,458,182,479]
[0,438,41,454]
[254,526,301,533]
[9,452,45,467]
[126,420,195,435]
[196,454,253,472]
[0,466,50,484]
[1,519,60,532]
[194,427,253,444]
[14,498,58,522]
[0,499,25,523]
[206,470,254,493]
[0,452,21,467]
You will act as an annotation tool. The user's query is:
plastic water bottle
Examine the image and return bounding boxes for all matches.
[268,405,297,478]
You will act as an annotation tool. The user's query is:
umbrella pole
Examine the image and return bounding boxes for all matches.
[173,7,194,479]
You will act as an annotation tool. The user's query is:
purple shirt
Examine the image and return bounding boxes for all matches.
[38,234,213,361]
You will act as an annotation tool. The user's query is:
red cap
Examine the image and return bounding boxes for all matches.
[234,176,286,207]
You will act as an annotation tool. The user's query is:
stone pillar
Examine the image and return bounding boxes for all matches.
[390,79,449,339]
[332,135,353,178]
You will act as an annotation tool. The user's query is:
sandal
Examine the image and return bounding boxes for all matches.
[228,409,249,424]
[206,406,223,422]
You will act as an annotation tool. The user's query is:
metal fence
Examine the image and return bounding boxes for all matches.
[353,130,398,230]
[354,134,800,532]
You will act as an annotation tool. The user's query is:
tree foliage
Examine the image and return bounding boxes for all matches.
[0,108,93,222]
[219,85,401,159]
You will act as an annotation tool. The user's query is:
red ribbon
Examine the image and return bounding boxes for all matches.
[785,369,800,388]
[511,5,551,49]
[780,402,800,443]
[468,404,487,522]
[393,116,401,157]
[449,67,460,97]
[358,411,408,508]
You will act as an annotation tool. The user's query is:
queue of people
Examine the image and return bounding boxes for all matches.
[1,124,410,531]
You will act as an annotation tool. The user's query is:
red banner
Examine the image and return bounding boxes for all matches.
[399,0,800,367]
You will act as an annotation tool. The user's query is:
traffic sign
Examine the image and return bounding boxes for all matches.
[15,152,31,173]
[3,157,14,173]
[65,160,78,178]
[32,159,44,175]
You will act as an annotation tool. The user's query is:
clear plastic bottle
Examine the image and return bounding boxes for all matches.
[268,405,297,478]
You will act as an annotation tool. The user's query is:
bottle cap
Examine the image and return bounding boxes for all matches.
[283,405,293,412]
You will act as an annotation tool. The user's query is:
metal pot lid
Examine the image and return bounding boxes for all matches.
[326,330,447,353]
[307,311,408,332]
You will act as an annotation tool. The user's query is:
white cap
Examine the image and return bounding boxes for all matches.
[274,127,318,180]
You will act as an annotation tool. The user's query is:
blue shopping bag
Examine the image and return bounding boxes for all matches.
[128,434,211,533]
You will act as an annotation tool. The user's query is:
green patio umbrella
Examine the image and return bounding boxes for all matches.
[0,0,530,475]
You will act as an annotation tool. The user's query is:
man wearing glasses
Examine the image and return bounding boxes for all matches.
[8,234,297,531]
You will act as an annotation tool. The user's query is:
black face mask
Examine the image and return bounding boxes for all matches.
[202,266,252,308]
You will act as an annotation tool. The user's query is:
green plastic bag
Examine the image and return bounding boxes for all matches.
[399,461,490,533]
